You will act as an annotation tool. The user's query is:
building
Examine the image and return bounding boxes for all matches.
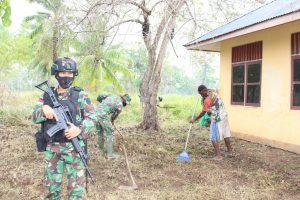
[184,0,300,154]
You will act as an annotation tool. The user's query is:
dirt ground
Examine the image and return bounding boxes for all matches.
[0,124,299,200]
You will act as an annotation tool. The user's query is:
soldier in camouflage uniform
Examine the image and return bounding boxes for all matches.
[96,94,131,159]
[32,57,96,200]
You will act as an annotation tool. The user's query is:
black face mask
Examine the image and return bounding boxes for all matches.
[56,76,74,89]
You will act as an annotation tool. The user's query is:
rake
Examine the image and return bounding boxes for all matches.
[176,96,200,162]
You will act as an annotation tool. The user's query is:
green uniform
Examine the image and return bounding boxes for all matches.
[32,86,95,200]
[95,95,123,158]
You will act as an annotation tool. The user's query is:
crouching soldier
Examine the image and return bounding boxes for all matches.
[32,57,96,199]
[96,94,131,159]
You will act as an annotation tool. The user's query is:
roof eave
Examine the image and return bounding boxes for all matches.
[185,42,221,52]
[185,11,300,51]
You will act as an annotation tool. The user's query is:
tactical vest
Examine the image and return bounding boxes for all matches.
[42,86,82,143]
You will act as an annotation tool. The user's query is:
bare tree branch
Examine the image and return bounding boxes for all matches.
[152,0,184,52]
[105,19,143,32]
[73,1,116,30]
[184,1,198,29]
[150,0,164,12]
[125,0,151,15]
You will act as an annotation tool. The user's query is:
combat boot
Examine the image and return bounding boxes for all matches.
[98,135,105,155]
[97,129,105,155]
[106,135,119,160]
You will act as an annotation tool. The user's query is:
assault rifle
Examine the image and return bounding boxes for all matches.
[35,81,95,183]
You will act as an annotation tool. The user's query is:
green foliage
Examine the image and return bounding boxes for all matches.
[127,47,148,89]
[113,94,201,127]
[189,51,220,89]
[116,94,142,125]
[0,28,34,85]
[117,94,202,128]
[127,47,199,95]
[65,12,134,93]
[0,0,11,27]
[73,33,134,93]
[0,29,13,69]
[157,95,202,126]
[160,62,196,95]
[0,30,33,63]
[25,0,74,79]
[28,24,54,79]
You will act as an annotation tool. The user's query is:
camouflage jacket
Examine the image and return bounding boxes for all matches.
[96,95,123,119]
[32,86,96,139]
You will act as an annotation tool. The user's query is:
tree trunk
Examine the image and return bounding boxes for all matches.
[140,90,159,130]
[140,52,159,130]
[50,21,59,81]
[139,1,184,130]
[52,21,59,62]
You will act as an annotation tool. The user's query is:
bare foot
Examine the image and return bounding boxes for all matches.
[224,151,234,157]
[211,156,223,161]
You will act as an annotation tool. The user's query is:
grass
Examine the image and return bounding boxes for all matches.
[0,88,201,128]
[0,90,39,126]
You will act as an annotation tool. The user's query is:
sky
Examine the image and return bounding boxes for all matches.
[9,0,43,32]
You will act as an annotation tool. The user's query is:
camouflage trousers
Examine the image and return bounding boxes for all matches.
[96,117,114,148]
[97,116,114,135]
[44,142,86,200]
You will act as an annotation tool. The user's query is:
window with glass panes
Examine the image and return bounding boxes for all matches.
[291,32,300,109]
[231,41,262,106]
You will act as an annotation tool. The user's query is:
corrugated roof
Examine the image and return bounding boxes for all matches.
[184,0,300,47]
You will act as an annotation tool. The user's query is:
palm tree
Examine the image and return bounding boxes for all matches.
[70,13,134,93]
[74,40,133,93]
[26,0,133,91]
[25,0,72,80]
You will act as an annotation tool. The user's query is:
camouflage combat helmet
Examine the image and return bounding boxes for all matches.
[51,57,78,76]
